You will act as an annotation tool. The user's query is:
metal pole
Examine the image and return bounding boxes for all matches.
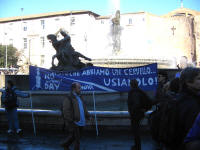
[4,32,8,68]
[92,91,99,136]
[70,11,72,34]
[5,44,7,68]
[84,33,87,54]
[21,8,24,50]
[29,39,31,64]
[181,0,184,8]
[30,92,36,136]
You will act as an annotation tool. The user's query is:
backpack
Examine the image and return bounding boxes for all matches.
[3,88,18,109]
[149,95,180,148]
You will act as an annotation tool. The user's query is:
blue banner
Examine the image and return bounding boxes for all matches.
[29,63,158,92]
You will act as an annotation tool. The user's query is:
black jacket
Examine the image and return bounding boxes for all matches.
[128,87,152,118]
[176,89,200,145]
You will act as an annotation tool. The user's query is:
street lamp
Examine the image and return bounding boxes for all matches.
[4,32,8,68]
[29,38,32,65]
[21,8,24,51]
[84,32,87,54]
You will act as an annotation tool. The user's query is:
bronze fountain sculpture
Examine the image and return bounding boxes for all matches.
[47,29,92,71]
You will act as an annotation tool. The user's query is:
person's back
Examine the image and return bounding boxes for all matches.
[128,79,152,150]
[149,77,181,149]
[128,87,151,117]
[2,87,17,109]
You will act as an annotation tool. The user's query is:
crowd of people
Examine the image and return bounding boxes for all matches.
[0,67,200,150]
[128,67,200,150]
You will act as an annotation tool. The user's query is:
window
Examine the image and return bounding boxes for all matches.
[23,22,27,31]
[9,39,13,46]
[41,20,45,29]
[40,55,45,65]
[129,18,132,24]
[101,20,104,24]
[40,36,45,48]
[70,17,75,26]
[23,38,27,49]
[173,13,186,17]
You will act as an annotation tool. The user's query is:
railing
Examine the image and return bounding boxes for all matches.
[0,108,153,117]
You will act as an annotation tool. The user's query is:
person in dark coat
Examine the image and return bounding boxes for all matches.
[0,80,29,134]
[174,67,200,150]
[164,77,180,100]
[60,82,90,150]
[127,79,152,150]
[155,70,169,103]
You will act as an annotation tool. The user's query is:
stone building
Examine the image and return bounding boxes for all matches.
[162,8,200,68]
[0,7,199,73]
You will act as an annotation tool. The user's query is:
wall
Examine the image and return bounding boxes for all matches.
[0,75,5,88]
[194,16,200,65]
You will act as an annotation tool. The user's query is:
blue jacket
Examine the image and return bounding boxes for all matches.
[184,113,200,143]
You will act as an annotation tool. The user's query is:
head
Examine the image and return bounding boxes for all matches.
[7,80,14,89]
[47,34,57,43]
[71,82,81,95]
[130,79,138,89]
[180,67,200,93]
[158,70,168,84]
[179,56,188,69]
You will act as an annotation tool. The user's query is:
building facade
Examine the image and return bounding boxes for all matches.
[0,8,200,73]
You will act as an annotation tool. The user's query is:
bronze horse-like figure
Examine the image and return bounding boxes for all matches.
[47,29,92,71]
